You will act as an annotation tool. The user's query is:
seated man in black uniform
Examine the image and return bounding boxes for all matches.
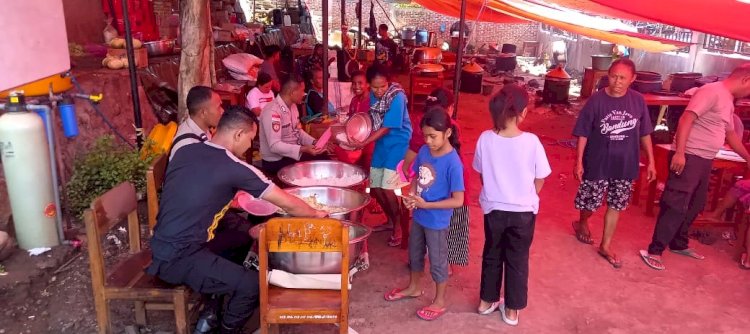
[146,108,327,334]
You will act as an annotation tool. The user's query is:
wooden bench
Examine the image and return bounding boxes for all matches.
[258,218,350,334]
[84,182,193,334]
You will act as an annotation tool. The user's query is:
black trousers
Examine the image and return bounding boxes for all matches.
[648,152,713,255]
[150,211,265,328]
[479,210,536,310]
[152,247,258,328]
[206,210,257,265]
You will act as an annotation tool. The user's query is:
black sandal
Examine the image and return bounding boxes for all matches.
[572,221,594,244]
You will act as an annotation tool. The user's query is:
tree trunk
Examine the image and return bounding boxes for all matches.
[177,0,215,120]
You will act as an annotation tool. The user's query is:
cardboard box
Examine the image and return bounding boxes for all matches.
[213,29,233,42]
[106,47,148,68]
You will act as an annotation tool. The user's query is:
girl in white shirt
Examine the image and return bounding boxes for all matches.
[473,85,551,326]
[245,72,276,116]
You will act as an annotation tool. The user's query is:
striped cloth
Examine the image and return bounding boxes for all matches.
[447,205,470,266]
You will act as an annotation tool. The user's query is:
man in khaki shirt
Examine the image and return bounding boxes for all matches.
[641,64,750,270]
[259,77,326,175]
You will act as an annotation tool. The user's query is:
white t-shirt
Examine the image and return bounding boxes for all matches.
[473,131,552,214]
[246,87,275,112]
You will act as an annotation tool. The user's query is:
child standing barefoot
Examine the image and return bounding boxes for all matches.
[384,108,465,321]
[473,85,551,326]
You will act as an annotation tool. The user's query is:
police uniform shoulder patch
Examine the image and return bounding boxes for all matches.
[271,113,281,132]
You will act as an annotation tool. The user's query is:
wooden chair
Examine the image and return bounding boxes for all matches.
[146,153,168,232]
[259,218,350,334]
[84,182,191,334]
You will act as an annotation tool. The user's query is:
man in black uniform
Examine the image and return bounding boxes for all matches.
[147,108,326,334]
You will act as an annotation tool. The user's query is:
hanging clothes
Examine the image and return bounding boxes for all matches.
[368,1,377,40]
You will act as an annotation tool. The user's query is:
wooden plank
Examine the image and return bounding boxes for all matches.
[84,209,110,334]
[643,94,690,106]
[173,291,189,334]
[266,309,341,324]
[105,288,179,300]
[106,250,152,288]
[91,182,138,237]
[127,211,141,253]
[260,225,270,334]
[267,288,342,310]
[134,301,146,325]
[264,218,346,253]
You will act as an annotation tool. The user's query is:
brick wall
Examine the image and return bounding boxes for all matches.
[305,0,538,49]
[152,0,177,39]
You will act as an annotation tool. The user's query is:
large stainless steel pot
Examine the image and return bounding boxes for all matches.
[281,186,371,223]
[412,47,442,65]
[277,161,367,188]
[591,54,613,71]
[144,39,176,56]
[259,221,372,274]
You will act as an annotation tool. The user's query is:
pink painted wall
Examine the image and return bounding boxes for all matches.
[1,1,71,91]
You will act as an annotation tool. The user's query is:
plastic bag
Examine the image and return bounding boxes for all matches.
[103,17,118,44]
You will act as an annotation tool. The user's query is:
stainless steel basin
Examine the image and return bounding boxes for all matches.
[281,186,370,223]
[263,221,372,274]
[277,160,367,188]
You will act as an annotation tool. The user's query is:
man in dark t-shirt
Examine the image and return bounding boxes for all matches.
[375,24,398,67]
[147,109,326,333]
[571,59,656,268]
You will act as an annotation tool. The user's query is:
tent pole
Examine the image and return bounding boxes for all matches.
[453,0,468,120]
[120,0,144,148]
[323,0,329,114]
[341,0,346,26]
[358,0,363,49]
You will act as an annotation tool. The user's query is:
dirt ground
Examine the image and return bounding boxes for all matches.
[1,90,750,334]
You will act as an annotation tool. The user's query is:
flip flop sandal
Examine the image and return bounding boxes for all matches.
[598,250,623,269]
[572,221,594,245]
[499,302,519,326]
[416,306,447,321]
[739,253,750,270]
[669,248,705,260]
[477,301,501,315]
[639,250,665,270]
[384,288,423,301]
[387,236,402,247]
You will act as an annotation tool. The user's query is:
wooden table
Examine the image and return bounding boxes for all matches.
[643,94,690,128]
[409,71,445,110]
[646,144,747,216]
[581,67,608,98]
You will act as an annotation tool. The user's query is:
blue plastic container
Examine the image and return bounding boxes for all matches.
[59,100,79,138]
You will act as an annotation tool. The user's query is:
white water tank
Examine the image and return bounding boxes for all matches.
[0,103,59,249]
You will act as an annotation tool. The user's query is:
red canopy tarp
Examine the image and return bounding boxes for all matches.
[491,0,689,52]
[413,0,526,24]
[592,0,750,42]
[541,0,652,22]
[412,0,689,52]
